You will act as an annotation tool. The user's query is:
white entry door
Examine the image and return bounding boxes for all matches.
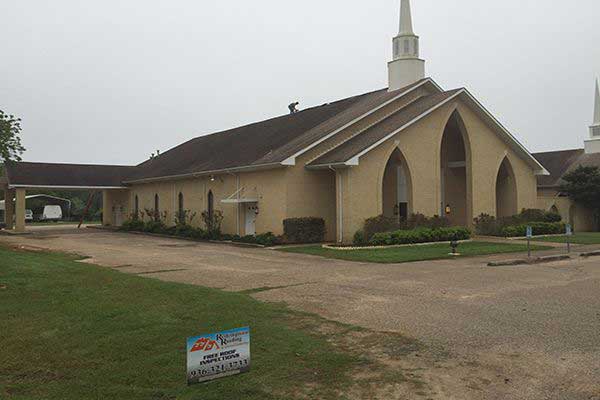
[244,203,257,236]
[113,205,124,227]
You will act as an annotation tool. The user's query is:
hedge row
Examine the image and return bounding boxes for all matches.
[501,222,566,238]
[283,218,326,244]
[474,209,562,236]
[363,213,451,242]
[370,227,471,246]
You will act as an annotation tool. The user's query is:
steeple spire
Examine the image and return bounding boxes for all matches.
[585,78,600,153]
[388,0,425,91]
[594,79,600,125]
[399,0,414,35]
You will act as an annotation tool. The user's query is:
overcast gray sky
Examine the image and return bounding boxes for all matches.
[1,0,599,165]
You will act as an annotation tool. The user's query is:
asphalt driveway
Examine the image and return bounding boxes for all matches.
[1,226,599,400]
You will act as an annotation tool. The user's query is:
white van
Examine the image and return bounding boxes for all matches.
[40,205,63,222]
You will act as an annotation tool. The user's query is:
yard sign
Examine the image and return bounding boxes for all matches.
[526,226,533,239]
[186,327,251,385]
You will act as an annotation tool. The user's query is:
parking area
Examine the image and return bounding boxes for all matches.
[2,226,599,399]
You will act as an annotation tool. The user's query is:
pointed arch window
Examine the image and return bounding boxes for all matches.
[134,195,139,217]
[207,191,214,220]
[154,194,160,221]
[178,192,185,222]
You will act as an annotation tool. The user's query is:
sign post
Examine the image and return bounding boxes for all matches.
[526,226,533,258]
[186,327,251,385]
[566,224,573,254]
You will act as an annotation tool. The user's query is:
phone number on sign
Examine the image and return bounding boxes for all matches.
[191,359,249,378]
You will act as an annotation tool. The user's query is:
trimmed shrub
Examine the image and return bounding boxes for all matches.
[143,220,167,234]
[353,230,367,246]
[501,222,566,238]
[370,227,471,246]
[363,215,399,241]
[283,218,326,243]
[474,209,564,236]
[121,218,145,232]
[363,213,451,241]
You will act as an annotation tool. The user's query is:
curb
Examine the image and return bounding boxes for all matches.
[488,255,571,267]
[580,250,600,258]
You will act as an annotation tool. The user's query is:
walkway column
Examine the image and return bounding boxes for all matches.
[15,188,26,233]
[4,188,15,230]
[102,190,111,226]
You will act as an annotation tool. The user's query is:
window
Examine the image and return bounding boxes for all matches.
[207,191,214,220]
[178,192,184,221]
[394,40,399,57]
[134,195,139,216]
[592,126,600,137]
[404,39,409,54]
[414,39,418,56]
[154,194,159,221]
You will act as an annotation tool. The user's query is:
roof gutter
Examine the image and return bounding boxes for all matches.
[122,162,286,185]
[7,184,128,190]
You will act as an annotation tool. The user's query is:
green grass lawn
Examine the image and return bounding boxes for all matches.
[525,232,600,245]
[278,241,552,264]
[0,245,403,400]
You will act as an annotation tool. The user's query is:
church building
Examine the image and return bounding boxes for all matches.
[9,0,593,242]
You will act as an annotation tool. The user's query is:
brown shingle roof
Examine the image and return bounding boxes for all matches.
[3,79,442,187]
[308,89,462,166]
[126,88,389,181]
[532,149,585,187]
[4,162,136,188]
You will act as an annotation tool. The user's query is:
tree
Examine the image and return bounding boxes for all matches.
[560,166,600,229]
[0,109,26,162]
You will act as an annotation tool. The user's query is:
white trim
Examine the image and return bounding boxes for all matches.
[221,198,259,204]
[281,78,442,165]
[335,89,548,177]
[8,184,127,190]
[458,89,549,176]
[345,90,465,165]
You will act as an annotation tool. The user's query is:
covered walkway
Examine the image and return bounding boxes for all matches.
[2,162,135,232]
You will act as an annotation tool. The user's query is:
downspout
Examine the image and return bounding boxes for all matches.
[329,166,343,243]
[227,170,240,236]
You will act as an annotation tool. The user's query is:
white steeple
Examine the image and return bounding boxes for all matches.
[388,0,425,92]
[593,79,600,126]
[584,78,600,154]
[399,0,414,35]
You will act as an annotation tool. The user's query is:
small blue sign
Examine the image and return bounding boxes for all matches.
[566,224,573,236]
[526,226,533,239]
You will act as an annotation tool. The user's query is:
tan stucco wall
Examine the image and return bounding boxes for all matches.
[122,168,288,236]
[335,99,539,242]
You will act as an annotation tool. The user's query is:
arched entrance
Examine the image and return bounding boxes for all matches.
[495,157,518,218]
[440,111,470,226]
[382,148,412,222]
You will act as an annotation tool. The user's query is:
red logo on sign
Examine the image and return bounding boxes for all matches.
[190,337,221,352]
